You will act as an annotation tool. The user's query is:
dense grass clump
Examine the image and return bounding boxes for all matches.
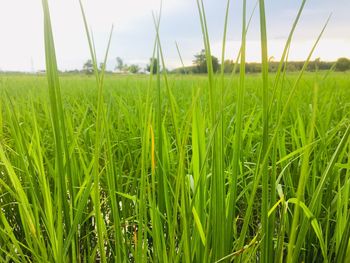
[0,0,350,262]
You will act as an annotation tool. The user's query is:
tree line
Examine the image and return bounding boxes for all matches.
[173,49,350,74]
[81,57,160,75]
[78,50,350,75]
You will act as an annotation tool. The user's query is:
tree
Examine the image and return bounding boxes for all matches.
[115,57,124,72]
[128,64,140,74]
[335,57,350,72]
[223,60,235,73]
[193,49,220,73]
[146,58,159,74]
[83,59,93,75]
[314,57,321,71]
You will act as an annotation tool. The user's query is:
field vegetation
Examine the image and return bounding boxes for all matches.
[0,0,349,262]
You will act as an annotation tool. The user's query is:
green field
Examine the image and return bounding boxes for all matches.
[1,0,350,262]
[1,72,350,262]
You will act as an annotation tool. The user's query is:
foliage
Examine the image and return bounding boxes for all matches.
[336,57,350,72]
[193,49,220,73]
[83,59,93,74]
[1,71,350,262]
[128,64,140,74]
[173,59,339,74]
[146,57,159,74]
[115,57,124,71]
[0,0,349,263]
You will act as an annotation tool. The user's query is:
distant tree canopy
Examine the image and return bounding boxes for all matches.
[115,57,130,73]
[335,57,350,72]
[115,57,124,71]
[83,59,93,75]
[83,54,350,76]
[114,57,142,74]
[172,55,349,74]
[193,49,220,73]
[146,58,159,74]
[128,64,140,74]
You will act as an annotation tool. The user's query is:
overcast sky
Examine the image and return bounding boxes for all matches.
[0,0,349,72]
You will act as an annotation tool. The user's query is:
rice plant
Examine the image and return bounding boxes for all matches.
[0,0,349,262]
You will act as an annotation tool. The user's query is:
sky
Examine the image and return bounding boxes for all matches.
[0,0,349,72]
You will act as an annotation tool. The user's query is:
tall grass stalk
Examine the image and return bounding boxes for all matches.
[258,0,270,262]
[196,0,228,260]
[42,0,72,260]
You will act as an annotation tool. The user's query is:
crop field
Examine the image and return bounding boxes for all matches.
[1,72,349,262]
[0,0,350,263]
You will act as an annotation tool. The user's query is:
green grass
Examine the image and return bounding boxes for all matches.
[1,72,349,262]
[0,0,350,262]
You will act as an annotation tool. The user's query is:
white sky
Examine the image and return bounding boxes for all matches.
[0,0,349,72]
